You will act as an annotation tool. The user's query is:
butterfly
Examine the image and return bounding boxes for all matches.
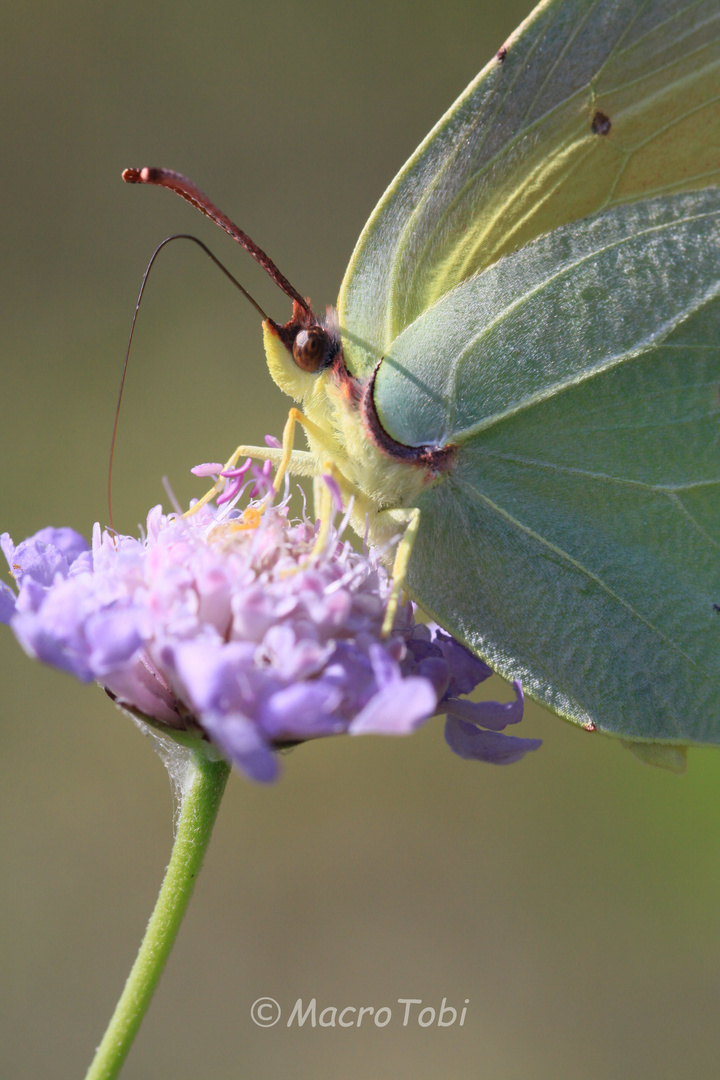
[125,0,720,753]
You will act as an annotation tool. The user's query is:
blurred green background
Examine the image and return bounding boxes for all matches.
[2,2,720,1078]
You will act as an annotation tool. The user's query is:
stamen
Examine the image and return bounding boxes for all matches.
[217,459,253,505]
[232,507,262,532]
[191,463,224,477]
[250,460,273,498]
[322,473,344,514]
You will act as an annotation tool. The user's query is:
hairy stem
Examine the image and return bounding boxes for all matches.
[84,748,231,1080]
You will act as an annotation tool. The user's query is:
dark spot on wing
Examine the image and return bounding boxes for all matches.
[713,603,720,612]
[591,111,611,135]
[497,45,507,63]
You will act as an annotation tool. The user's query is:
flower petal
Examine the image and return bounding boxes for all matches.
[444,681,524,731]
[444,717,542,764]
[368,642,400,690]
[85,606,149,675]
[201,711,279,783]
[104,656,185,726]
[432,629,493,695]
[259,682,344,740]
[2,527,89,586]
[350,676,437,735]
[0,581,16,624]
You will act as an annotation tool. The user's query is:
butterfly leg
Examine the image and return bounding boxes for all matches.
[186,442,316,517]
[275,407,342,493]
[310,460,363,558]
[378,506,421,636]
[310,469,335,557]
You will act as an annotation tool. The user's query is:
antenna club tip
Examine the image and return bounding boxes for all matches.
[122,167,158,185]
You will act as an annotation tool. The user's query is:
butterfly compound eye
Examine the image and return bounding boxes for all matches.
[292,327,330,373]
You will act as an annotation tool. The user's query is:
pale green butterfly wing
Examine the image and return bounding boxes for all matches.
[372,190,720,742]
[338,0,720,376]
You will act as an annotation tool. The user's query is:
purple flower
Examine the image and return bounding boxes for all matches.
[1,469,540,781]
[0,581,16,624]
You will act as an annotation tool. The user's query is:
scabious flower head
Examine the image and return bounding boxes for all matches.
[1,460,540,781]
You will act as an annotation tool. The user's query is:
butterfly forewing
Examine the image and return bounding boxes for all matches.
[338,0,720,375]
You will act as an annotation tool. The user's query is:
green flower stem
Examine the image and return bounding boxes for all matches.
[84,748,231,1080]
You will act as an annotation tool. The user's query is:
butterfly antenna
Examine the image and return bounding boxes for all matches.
[122,167,310,313]
[108,232,269,535]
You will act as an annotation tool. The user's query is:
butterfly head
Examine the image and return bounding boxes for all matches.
[263,300,342,400]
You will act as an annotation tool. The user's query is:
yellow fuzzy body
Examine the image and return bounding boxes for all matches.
[262,321,430,546]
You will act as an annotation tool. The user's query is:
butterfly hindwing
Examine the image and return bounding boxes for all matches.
[372,190,720,742]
